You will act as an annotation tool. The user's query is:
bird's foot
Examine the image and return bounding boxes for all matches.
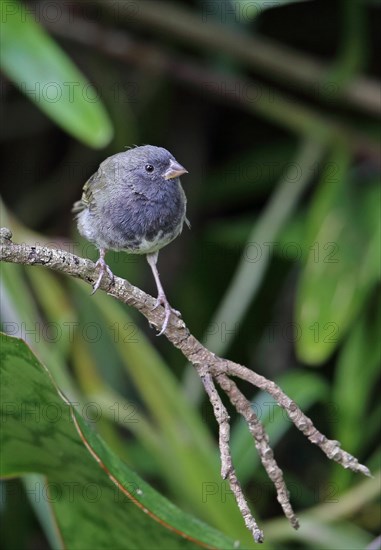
[92,257,114,294]
[153,293,181,336]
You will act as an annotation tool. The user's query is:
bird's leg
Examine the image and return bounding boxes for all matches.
[92,248,114,294]
[146,252,180,335]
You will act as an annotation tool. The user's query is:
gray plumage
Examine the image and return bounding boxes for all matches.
[74,145,188,254]
[73,145,189,335]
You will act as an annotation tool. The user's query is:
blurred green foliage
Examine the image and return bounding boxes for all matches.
[0,0,380,549]
[0,0,113,147]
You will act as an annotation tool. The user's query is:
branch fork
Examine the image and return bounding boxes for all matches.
[0,228,371,544]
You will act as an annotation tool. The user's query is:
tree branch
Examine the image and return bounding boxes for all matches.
[0,227,371,544]
[200,372,264,543]
[216,374,299,530]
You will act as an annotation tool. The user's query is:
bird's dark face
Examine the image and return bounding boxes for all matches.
[119,145,187,198]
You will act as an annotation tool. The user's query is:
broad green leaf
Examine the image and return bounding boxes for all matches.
[296,143,380,364]
[0,333,236,550]
[0,0,113,147]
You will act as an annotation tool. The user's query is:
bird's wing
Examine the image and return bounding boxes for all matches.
[71,171,99,213]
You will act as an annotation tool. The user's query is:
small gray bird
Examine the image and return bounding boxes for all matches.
[73,145,189,335]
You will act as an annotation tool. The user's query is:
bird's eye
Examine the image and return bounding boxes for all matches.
[145,164,154,173]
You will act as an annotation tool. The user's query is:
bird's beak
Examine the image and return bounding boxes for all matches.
[164,159,188,180]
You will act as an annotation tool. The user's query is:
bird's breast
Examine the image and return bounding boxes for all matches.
[98,182,186,253]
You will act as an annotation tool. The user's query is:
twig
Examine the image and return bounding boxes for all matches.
[216,374,299,530]
[0,227,371,544]
[213,361,371,478]
[200,372,264,543]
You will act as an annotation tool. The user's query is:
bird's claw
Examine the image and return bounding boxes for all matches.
[92,257,114,294]
[153,294,180,336]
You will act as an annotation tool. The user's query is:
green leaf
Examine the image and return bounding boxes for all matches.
[0,333,236,550]
[295,143,380,365]
[0,0,113,147]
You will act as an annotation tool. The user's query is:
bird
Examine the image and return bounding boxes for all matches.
[72,145,189,335]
